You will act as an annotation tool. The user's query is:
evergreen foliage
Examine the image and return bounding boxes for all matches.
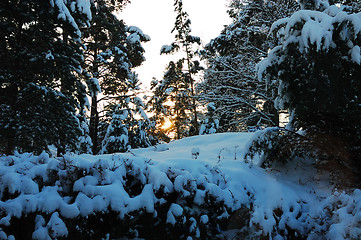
[199,103,219,135]
[0,0,91,155]
[0,153,240,239]
[148,60,195,140]
[76,111,93,154]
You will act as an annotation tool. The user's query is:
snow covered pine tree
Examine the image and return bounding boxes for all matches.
[0,0,92,155]
[199,103,219,135]
[100,73,155,154]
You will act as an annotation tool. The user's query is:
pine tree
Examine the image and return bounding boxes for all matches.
[100,104,129,153]
[199,0,298,132]
[145,79,172,143]
[82,0,150,154]
[0,0,91,155]
[157,0,203,138]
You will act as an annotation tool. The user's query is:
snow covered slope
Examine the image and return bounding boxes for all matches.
[0,132,360,239]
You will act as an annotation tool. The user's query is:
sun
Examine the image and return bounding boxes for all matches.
[161,119,173,130]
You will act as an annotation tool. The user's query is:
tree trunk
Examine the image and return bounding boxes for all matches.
[271,107,279,127]
[89,94,99,154]
[5,84,18,155]
[6,133,15,156]
[56,142,65,157]
[56,29,69,156]
[89,30,99,154]
[185,46,199,135]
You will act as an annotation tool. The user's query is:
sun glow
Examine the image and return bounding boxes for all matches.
[162,119,173,130]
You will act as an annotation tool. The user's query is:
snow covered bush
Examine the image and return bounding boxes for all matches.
[258,1,361,184]
[0,151,241,239]
[245,128,314,168]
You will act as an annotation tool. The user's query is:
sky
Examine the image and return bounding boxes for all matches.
[120,0,231,89]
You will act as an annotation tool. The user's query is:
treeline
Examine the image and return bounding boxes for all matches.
[2,0,361,167]
[2,0,290,155]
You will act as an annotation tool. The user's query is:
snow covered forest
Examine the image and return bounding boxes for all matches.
[1,0,361,239]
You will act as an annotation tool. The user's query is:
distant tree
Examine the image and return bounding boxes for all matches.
[257,0,361,177]
[0,0,91,155]
[100,74,155,154]
[82,0,149,154]
[100,105,129,153]
[199,0,298,132]
[145,79,170,143]
[76,111,93,154]
[199,103,219,135]
[157,0,203,138]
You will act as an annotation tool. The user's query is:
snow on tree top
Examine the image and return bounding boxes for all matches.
[261,5,361,81]
[284,10,335,52]
[127,26,151,42]
[160,44,176,54]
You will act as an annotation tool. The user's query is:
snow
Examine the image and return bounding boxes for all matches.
[200,214,209,224]
[75,0,92,22]
[351,45,361,64]
[50,0,90,38]
[282,10,335,52]
[198,124,206,135]
[167,203,184,225]
[47,212,68,238]
[0,132,360,238]
[45,50,54,60]
[127,26,151,42]
[266,6,361,62]
[160,44,175,54]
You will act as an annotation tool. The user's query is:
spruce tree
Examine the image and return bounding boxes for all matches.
[199,103,219,135]
[148,60,193,140]
[0,0,91,155]
[76,110,93,154]
[100,104,129,153]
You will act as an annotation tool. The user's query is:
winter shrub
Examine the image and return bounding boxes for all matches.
[245,128,315,168]
[0,152,239,239]
[246,127,360,187]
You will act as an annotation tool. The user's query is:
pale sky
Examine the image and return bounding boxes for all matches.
[120,0,231,89]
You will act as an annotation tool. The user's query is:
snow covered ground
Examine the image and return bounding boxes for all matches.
[0,132,360,239]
